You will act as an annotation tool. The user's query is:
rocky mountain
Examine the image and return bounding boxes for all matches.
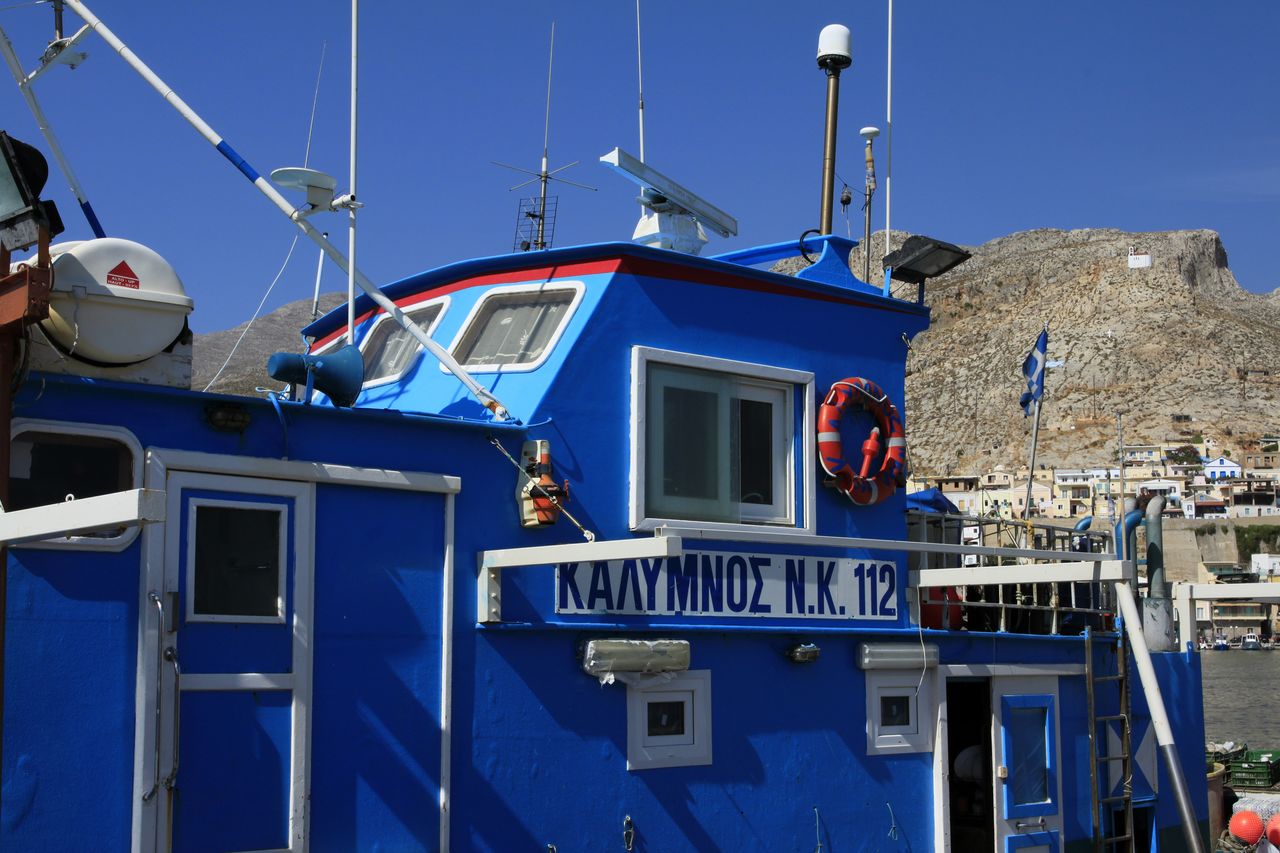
[895,228,1280,473]
[191,228,1280,476]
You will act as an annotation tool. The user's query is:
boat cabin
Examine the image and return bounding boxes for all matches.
[1,231,1211,851]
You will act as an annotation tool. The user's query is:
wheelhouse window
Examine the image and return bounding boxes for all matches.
[449,283,581,371]
[360,300,446,385]
[187,501,287,623]
[632,348,813,530]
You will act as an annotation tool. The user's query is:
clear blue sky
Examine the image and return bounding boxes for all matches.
[2,1,1277,333]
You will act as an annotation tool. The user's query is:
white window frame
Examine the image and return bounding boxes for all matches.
[865,668,935,754]
[626,670,712,770]
[9,419,143,552]
[441,281,584,374]
[184,496,288,625]
[629,346,815,533]
[359,295,451,389]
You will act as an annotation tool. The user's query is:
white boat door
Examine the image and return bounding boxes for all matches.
[992,675,1063,852]
[136,471,313,853]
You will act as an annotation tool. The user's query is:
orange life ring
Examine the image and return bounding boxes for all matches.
[817,377,907,506]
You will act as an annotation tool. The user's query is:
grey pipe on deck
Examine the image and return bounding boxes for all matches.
[1146,495,1168,598]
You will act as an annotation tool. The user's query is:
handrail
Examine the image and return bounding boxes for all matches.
[141,592,164,803]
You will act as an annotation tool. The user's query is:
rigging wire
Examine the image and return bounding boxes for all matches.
[201,41,328,392]
[201,234,299,392]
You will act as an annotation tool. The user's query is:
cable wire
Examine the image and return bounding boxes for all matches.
[201,233,299,392]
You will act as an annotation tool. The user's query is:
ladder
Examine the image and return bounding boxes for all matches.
[1086,625,1135,852]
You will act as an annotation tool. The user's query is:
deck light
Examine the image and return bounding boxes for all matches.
[881,235,971,285]
[0,132,63,252]
[857,642,939,670]
[581,638,690,677]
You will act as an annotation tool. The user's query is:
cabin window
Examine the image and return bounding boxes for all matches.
[187,501,286,623]
[626,670,712,770]
[8,422,142,550]
[360,300,447,385]
[632,347,813,530]
[448,283,582,372]
[865,669,934,754]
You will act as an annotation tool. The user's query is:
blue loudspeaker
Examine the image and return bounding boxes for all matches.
[268,344,365,408]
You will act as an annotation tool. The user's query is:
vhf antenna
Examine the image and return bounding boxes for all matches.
[492,22,595,251]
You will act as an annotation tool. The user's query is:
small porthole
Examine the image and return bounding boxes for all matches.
[647,700,688,738]
[881,694,912,728]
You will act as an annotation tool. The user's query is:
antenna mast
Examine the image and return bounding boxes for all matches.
[535,22,555,250]
[493,23,595,253]
[635,0,645,162]
[884,0,894,274]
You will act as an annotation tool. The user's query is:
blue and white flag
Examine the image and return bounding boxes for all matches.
[1019,329,1048,416]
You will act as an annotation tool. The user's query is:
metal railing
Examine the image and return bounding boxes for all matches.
[908,510,1117,635]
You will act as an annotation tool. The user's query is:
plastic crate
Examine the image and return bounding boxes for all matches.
[1208,745,1248,766]
[1229,751,1280,788]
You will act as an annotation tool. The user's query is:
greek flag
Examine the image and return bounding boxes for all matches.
[1019,329,1048,416]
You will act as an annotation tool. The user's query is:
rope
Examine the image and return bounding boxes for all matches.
[1215,829,1257,852]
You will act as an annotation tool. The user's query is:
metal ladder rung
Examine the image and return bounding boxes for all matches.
[1094,714,1127,722]
[1099,794,1132,804]
[1096,755,1128,762]
[1093,674,1124,682]
[1103,834,1133,845]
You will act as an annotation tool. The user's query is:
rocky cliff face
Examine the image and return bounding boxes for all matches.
[901,228,1280,473]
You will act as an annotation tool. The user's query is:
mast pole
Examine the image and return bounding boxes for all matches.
[635,0,645,162]
[346,0,358,346]
[883,0,893,276]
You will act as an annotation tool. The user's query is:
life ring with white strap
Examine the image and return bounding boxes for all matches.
[817,377,907,506]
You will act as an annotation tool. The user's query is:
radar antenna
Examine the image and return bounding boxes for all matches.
[492,22,595,252]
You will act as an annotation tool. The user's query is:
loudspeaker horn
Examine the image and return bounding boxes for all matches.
[268,343,365,408]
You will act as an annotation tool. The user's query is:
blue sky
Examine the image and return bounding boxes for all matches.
[1,1,1277,333]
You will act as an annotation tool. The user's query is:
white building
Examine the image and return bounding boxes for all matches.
[1204,456,1242,480]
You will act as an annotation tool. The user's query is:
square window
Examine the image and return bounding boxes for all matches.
[638,354,799,527]
[451,285,579,370]
[626,671,711,770]
[188,502,286,623]
[865,670,934,754]
[360,301,446,384]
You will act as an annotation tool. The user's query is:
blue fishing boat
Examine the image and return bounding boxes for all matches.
[0,5,1221,852]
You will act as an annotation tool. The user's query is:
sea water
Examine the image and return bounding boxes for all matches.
[1201,651,1280,747]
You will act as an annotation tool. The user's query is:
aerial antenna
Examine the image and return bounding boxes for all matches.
[635,0,645,162]
[492,22,595,252]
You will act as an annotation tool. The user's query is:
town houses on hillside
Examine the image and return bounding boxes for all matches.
[909,436,1280,522]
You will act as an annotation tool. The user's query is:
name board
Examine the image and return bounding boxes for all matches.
[556,551,897,620]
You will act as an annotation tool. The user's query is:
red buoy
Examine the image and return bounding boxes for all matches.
[1229,810,1264,845]
[1266,812,1280,846]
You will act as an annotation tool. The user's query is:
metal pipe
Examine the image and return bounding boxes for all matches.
[862,135,874,282]
[0,24,106,237]
[438,493,455,853]
[1145,495,1167,598]
[1113,508,1143,577]
[819,69,841,235]
[1114,582,1207,853]
[59,0,514,421]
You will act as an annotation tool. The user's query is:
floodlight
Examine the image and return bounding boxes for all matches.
[882,235,972,285]
[0,131,64,252]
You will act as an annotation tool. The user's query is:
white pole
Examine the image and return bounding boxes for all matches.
[57,0,513,420]
[1023,397,1042,522]
[1113,582,1207,853]
[347,0,358,347]
[0,24,105,237]
[311,232,327,320]
[635,0,645,162]
[883,0,893,281]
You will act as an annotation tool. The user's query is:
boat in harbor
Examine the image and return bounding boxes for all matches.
[0,4,1226,851]
[1242,633,1263,650]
